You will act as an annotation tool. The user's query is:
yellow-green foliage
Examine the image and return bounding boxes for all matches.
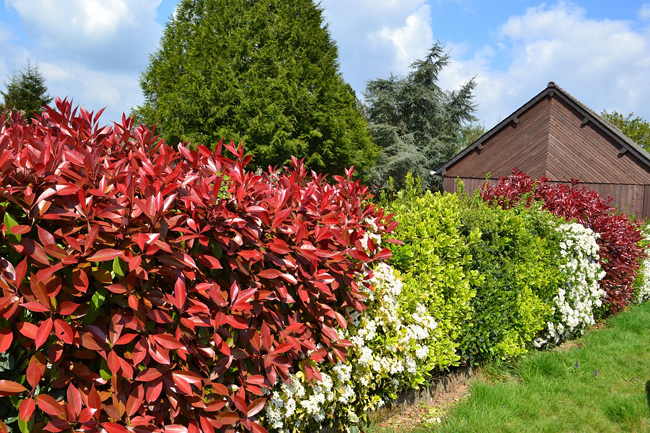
[384,175,481,372]
[457,194,563,360]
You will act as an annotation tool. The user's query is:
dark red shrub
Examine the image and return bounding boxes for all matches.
[481,169,645,315]
[0,99,396,432]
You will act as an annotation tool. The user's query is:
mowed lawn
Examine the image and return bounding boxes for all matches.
[370,301,650,433]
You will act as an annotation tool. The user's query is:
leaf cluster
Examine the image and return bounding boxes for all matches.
[0,99,395,432]
[481,169,646,315]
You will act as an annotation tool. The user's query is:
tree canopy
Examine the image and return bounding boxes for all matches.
[136,0,377,177]
[364,43,477,192]
[601,110,650,152]
[1,61,52,120]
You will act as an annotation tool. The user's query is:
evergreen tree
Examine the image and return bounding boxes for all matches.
[364,43,477,192]
[1,61,52,120]
[136,0,377,177]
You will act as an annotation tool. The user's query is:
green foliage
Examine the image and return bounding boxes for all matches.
[1,61,52,120]
[385,174,480,372]
[601,110,650,151]
[457,193,563,361]
[136,0,377,178]
[364,43,477,192]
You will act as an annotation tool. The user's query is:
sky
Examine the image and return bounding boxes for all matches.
[0,0,649,128]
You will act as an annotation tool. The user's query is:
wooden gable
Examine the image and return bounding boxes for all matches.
[439,82,650,218]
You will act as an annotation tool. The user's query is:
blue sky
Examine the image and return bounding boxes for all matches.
[1,0,649,128]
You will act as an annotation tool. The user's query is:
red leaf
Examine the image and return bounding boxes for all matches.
[21,239,50,265]
[36,394,64,417]
[0,328,12,353]
[86,249,120,262]
[246,398,267,417]
[215,411,240,427]
[172,370,203,385]
[107,350,121,374]
[136,368,163,382]
[102,423,130,433]
[21,301,50,313]
[88,385,102,411]
[72,268,89,293]
[17,322,38,339]
[53,319,74,344]
[19,398,35,421]
[67,383,83,418]
[58,301,80,316]
[26,357,42,389]
[174,277,186,310]
[164,426,188,433]
[250,422,269,433]
[172,373,193,395]
[43,419,70,433]
[35,317,53,349]
[0,380,27,396]
[153,333,183,350]
[257,269,282,279]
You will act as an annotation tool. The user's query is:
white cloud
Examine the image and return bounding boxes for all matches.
[440,2,650,126]
[6,0,162,72]
[639,4,650,20]
[320,0,433,96]
[379,5,434,74]
[1,0,163,122]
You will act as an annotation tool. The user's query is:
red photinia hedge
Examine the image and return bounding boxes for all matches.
[0,99,397,432]
[480,169,645,315]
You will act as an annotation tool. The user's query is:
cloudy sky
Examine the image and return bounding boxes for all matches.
[0,0,649,128]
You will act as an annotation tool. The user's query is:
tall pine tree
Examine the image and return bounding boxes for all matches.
[1,61,52,120]
[364,43,477,192]
[136,0,377,176]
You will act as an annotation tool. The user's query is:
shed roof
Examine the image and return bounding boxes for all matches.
[438,82,650,176]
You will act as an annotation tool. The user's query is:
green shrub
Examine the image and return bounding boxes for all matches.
[457,192,564,361]
[383,175,480,373]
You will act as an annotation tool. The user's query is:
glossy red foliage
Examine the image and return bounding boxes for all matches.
[0,99,396,432]
[481,169,645,315]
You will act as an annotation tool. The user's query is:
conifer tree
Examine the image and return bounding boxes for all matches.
[1,61,52,120]
[136,0,377,177]
[364,43,477,191]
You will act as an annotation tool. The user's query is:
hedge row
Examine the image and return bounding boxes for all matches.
[0,101,395,433]
[0,103,647,433]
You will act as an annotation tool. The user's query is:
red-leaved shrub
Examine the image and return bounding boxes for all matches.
[0,99,396,432]
[481,169,645,315]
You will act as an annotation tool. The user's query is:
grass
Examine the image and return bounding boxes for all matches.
[368,301,650,432]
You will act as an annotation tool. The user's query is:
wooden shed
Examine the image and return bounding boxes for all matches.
[438,82,650,218]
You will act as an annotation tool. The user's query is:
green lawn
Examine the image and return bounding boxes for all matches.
[369,301,650,433]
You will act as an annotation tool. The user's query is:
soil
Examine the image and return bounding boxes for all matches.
[372,372,477,430]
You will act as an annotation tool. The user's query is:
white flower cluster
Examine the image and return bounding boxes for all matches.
[635,228,650,303]
[264,261,438,432]
[534,222,606,347]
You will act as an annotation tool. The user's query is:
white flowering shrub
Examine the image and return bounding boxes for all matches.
[264,254,440,431]
[633,226,650,303]
[534,222,606,347]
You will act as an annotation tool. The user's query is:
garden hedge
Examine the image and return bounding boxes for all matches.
[0,100,396,432]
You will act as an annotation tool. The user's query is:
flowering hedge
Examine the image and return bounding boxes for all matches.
[1,100,648,433]
[481,170,645,314]
[0,100,397,432]
[534,223,606,347]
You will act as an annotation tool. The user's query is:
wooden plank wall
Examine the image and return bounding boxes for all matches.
[445,98,552,179]
[547,97,650,184]
[444,177,649,219]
